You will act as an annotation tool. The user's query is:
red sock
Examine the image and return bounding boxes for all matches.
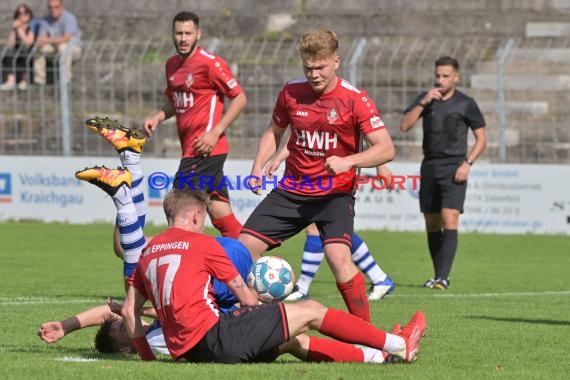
[320,308,387,351]
[307,336,364,362]
[337,272,370,322]
[212,214,242,238]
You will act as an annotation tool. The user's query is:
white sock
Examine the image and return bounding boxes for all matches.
[119,151,142,181]
[361,346,386,363]
[383,333,406,354]
[119,150,146,227]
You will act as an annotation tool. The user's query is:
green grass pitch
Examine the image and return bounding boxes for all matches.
[1,221,569,379]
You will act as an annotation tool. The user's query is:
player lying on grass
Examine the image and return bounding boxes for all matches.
[38,232,253,356]
[38,229,410,363]
[38,298,403,363]
[121,188,426,363]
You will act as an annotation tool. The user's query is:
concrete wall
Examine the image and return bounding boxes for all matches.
[2,0,570,39]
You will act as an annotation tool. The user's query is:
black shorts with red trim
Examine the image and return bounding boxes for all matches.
[179,303,289,363]
[241,189,355,249]
[173,154,230,202]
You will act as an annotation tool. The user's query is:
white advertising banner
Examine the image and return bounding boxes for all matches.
[0,156,568,234]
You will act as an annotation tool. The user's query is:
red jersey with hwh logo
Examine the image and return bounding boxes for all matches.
[165,47,243,158]
[131,228,239,359]
[272,77,386,196]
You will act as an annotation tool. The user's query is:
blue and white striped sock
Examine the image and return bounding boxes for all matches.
[295,235,324,295]
[113,185,145,277]
[351,233,387,285]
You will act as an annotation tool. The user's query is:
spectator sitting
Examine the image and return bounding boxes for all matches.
[1,3,38,91]
[33,0,82,85]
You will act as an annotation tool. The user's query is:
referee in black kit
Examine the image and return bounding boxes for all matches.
[399,56,487,290]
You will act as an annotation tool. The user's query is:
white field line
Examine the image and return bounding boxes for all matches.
[323,290,570,299]
[56,356,100,362]
[1,291,570,306]
[0,297,102,306]
[407,290,570,298]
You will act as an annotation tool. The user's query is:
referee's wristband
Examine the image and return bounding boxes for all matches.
[133,336,156,361]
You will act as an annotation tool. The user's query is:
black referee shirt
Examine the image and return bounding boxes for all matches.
[405,90,486,158]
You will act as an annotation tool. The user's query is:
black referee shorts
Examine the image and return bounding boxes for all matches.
[419,157,467,213]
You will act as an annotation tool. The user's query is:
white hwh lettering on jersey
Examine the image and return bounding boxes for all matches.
[172,91,194,112]
[295,129,338,150]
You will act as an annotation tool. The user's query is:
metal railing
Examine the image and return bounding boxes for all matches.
[1,36,569,163]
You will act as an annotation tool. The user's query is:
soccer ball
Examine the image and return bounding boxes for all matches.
[247,256,295,303]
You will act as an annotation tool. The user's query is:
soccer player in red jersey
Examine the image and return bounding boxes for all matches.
[143,11,245,238]
[122,189,426,364]
[237,29,395,322]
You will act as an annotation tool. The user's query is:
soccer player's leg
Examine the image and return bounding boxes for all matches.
[75,166,145,289]
[350,232,395,300]
[209,199,242,238]
[85,116,147,229]
[325,242,370,322]
[435,207,461,290]
[435,164,467,289]
[283,300,426,363]
[317,195,370,322]
[119,149,146,230]
[279,334,387,363]
[420,160,443,287]
[285,224,324,301]
[208,159,242,238]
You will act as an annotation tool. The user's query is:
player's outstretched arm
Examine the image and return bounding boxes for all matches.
[38,304,119,344]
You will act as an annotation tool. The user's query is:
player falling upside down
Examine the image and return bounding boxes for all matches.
[75,116,147,289]
[75,116,255,297]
